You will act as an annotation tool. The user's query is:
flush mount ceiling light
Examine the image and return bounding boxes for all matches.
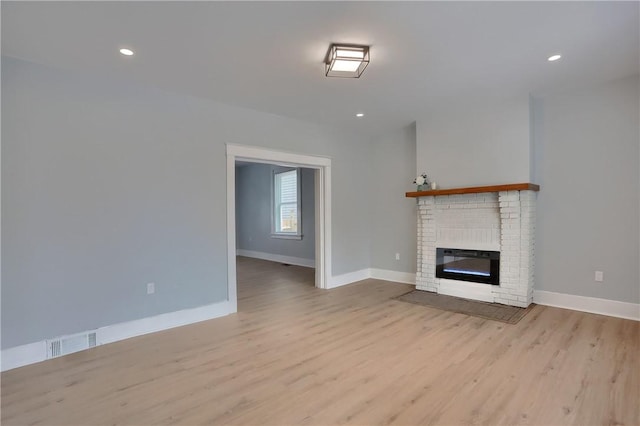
[119,48,134,56]
[547,54,562,62]
[325,44,370,78]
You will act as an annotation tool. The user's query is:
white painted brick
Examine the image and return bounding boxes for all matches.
[414,189,535,307]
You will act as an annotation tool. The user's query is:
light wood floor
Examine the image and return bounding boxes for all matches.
[2,256,638,425]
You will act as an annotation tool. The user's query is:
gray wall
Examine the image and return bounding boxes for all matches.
[2,57,372,349]
[416,98,531,187]
[415,76,639,304]
[532,75,639,304]
[235,163,315,261]
[370,124,417,273]
[5,53,636,351]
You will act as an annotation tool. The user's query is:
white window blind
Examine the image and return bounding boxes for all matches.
[273,169,300,236]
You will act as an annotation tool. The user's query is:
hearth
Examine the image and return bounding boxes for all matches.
[436,248,500,285]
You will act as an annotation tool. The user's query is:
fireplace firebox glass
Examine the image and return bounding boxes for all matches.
[436,248,500,285]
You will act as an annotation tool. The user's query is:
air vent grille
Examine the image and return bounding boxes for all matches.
[88,333,97,348]
[47,331,98,359]
[50,340,62,358]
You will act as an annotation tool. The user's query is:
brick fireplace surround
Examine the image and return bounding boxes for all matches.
[406,184,540,308]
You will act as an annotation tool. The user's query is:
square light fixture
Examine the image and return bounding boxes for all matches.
[325,44,370,78]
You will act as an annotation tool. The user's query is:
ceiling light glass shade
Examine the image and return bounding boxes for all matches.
[332,59,362,72]
[325,44,370,78]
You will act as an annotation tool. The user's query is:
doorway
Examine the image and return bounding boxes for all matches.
[226,144,332,313]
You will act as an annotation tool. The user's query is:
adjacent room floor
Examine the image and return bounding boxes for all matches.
[2,256,638,425]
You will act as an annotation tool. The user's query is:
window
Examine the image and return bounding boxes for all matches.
[272,168,302,239]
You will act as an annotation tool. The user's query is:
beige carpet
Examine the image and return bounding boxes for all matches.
[394,290,534,324]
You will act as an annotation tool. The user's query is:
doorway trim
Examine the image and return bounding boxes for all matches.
[226,144,332,311]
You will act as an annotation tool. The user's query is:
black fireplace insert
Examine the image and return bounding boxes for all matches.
[436,248,500,285]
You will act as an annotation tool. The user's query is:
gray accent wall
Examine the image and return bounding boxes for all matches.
[532,75,639,304]
[1,57,372,349]
[416,77,639,304]
[4,53,636,352]
[370,124,417,273]
[416,98,532,186]
[235,163,315,262]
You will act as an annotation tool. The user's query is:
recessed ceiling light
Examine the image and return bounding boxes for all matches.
[547,54,562,62]
[356,113,364,118]
[119,48,134,56]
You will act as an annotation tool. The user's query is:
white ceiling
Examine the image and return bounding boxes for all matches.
[2,1,638,136]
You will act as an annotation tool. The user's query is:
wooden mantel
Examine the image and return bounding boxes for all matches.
[405,183,540,198]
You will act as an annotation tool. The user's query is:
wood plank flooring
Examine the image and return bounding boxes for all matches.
[2,256,638,425]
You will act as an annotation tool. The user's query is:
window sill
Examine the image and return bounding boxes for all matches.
[271,233,303,240]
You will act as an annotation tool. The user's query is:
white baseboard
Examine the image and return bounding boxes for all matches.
[328,268,371,289]
[329,271,640,322]
[534,290,640,321]
[4,287,635,372]
[97,300,235,345]
[370,268,416,285]
[237,249,315,268]
[329,268,416,289]
[0,340,48,373]
[1,300,234,372]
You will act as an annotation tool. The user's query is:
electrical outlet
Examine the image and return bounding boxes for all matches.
[595,271,603,282]
[395,253,400,261]
[147,282,155,294]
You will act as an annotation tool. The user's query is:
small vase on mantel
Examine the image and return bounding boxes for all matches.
[413,172,430,192]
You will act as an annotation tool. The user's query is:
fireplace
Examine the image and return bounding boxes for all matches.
[436,248,500,285]
[407,183,539,307]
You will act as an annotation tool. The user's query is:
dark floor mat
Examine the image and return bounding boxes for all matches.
[394,290,534,324]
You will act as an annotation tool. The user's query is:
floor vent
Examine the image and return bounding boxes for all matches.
[47,331,97,359]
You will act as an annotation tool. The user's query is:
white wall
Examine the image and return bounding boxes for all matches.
[1,57,372,349]
[235,163,315,262]
[416,98,531,187]
[532,75,639,304]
